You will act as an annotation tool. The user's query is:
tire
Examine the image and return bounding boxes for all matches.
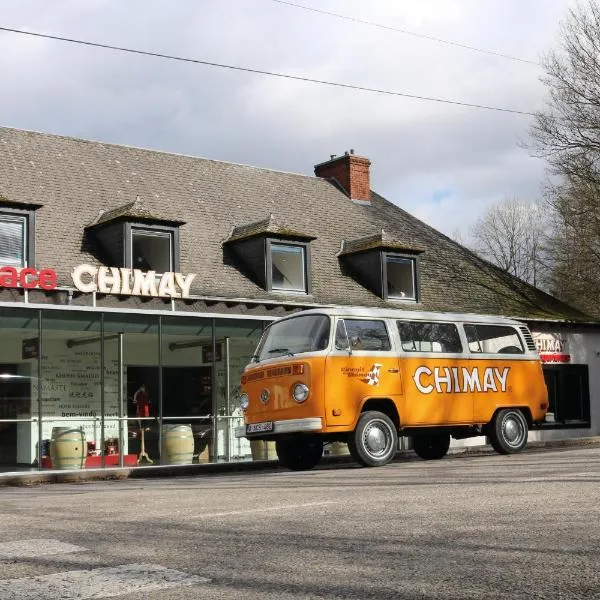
[275,438,323,471]
[348,411,398,467]
[488,408,528,454]
[412,433,450,460]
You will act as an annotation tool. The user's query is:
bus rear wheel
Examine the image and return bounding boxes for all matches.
[488,408,528,454]
[275,438,323,471]
[348,411,398,467]
[412,433,450,460]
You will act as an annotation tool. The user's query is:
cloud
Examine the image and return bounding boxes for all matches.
[0,0,575,239]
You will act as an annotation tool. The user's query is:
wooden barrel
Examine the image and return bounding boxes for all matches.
[161,424,194,465]
[326,441,350,457]
[50,427,86,470]
[250,440,277,461]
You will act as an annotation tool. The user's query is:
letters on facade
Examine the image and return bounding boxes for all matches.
[71,264,196,298]
[0,266,58,290]
[532,333,571,363]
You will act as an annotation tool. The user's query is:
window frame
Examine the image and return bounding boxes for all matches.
[266,239,311,294]
[462,323,526,356]
[383,252,418,302]
[397,320,463,354]
[334,317,392,352]
[124,223,179,273]
[0,207,35,269]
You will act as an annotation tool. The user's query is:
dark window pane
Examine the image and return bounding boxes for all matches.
[543,365,590,426]
[271,244,305,292]
[386,256,415,299]
[464,324,524,354]
[342,319,391,351]
[131,230,172,273]
[397,321,462,353]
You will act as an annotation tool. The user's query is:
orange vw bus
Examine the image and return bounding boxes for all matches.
[235,308,548,470]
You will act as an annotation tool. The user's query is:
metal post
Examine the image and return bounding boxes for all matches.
[211,318,217,462]
[225,336,230,462]
[36,309,42,471]
[158,316,163,463]
[100,313,105,468]
[118,333,124,469]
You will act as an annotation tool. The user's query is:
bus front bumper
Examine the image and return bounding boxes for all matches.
[234,417,323,439]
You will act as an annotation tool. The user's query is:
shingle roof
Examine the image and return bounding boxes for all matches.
[339,229,425,256]
[87,196,185,228]
[225,213,316,243]
[0,126,592,322]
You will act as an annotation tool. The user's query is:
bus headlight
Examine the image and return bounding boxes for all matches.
[292,383,309,403]
[240,393,249,411]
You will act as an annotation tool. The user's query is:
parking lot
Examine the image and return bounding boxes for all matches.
[0,446,599,599]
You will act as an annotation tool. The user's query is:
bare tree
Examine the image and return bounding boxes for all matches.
[543,177,600,315]
[470,197,549,288]
[530,0,600,315]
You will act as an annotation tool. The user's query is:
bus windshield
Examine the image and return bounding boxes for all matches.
[255,314,331,361]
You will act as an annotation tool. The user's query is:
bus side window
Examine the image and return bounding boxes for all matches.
[397,321,462,353]
[464,324,524,354]
[343,319,391,351]
[464,324,483,353]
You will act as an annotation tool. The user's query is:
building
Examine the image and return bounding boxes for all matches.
[0,126,597,473]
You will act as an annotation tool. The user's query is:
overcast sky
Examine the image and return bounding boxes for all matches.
[0,0,576,238]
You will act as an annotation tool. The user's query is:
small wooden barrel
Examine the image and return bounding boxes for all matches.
[326,441,350,457]
[161,424,194,465]
[250,440,277,461]
[50,427,86,470]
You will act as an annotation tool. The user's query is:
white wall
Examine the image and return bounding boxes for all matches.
[529,328,600,441]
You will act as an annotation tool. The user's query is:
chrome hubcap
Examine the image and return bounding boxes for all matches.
[363,421,391,456]
[503,415,524,446]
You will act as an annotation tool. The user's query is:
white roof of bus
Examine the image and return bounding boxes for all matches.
[276,307,524,326]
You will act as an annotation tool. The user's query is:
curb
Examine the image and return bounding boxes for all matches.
[1,437,599,487]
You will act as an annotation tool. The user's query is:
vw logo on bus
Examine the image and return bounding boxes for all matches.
[260,388,271,404]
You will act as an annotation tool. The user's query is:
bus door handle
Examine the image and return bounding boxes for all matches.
[388,368,399,373]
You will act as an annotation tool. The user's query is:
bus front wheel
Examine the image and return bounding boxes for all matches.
[412,433,450,460]
[488,409,528,454]
[275,438,323,471]
[348,411,398,467]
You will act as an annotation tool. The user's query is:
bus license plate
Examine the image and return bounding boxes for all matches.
[246,421,274,434]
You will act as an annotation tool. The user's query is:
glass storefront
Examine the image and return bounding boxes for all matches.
[0,306,265,472]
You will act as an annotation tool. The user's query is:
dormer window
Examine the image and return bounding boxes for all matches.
[385,254,416,300]
[339,229,423,302]
[131,227,174,273]
[0,214,27,268]
[224,214,315,295]
[0,201,40,270]
[269,242,307,293]
[85,197,184,274]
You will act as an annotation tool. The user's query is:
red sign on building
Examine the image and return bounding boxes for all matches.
[0,267,58,291]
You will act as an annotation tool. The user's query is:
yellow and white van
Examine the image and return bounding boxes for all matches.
[235,307,548,470]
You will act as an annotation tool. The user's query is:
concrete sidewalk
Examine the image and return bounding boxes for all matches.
[1,436,599,487]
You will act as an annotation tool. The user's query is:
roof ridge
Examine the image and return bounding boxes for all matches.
[0,124,331,183]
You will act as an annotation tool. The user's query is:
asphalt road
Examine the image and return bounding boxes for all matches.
[0,446,599,599]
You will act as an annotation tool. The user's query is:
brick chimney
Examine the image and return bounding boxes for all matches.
[314,150,371,202]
